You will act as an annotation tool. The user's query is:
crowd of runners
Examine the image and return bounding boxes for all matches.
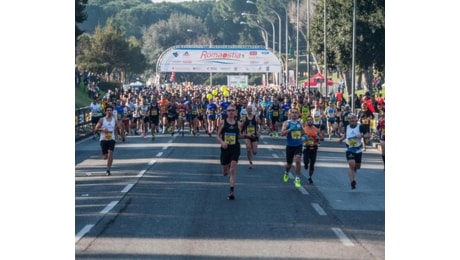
[88,84,384,140]
[88,82,385,196]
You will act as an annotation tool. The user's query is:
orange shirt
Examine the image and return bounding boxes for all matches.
[303,125,320,147]
[159,99,169,114]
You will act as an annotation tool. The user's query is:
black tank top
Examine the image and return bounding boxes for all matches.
[221,119,240,146]
[243,116,258,135]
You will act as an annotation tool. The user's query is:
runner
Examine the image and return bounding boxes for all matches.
[242,105,261,169]
[281,108,307,188]
[302,116,323,184]
[338,113,370,189]
[94,105,124,176]
[216,105,244,200]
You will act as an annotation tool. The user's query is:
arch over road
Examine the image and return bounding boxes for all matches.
[155,45,282,84]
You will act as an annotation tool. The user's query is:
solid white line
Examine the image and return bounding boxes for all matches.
[156,152,163,157]
[331,227,354,246]
[311,203,327,216]
[100,201,119,214]
[299,186,309,195]
[148,159,157,165]
[75,224,94,243]
[121,184,134,193]
[136,169,146,177]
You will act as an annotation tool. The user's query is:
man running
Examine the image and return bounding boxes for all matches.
[339,113,370,189]
[94,105,124,176]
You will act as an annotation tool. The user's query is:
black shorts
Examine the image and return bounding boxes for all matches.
[100,140,116,155]
[91,115,101,124]
[360,125,370,134]
[345,151,362,164]
[220,143,241,165]
[245,136,259,142]
[286,145,303,164]
[149,116,159,125]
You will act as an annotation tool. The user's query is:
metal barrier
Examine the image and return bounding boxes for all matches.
[75,106,93,140]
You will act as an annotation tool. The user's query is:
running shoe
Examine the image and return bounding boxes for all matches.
[228,191,235,200]
[294,177,301,188]
[106,169,111,176]
[249,163,253,169]
[308,177,313,184]
[283,172,289,182]
[351,180,356,189]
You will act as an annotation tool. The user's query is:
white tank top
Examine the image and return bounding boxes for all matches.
[99,117,116,141]
[345,123,363,150]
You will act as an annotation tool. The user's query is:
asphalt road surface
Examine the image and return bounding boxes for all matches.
[75,129,384,259]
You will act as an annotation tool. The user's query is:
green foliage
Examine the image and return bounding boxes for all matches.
[310,0,384,74]
[76,0,384,92]
[76,0,88,45]
[141,12,209,68]
[76,17,146,79]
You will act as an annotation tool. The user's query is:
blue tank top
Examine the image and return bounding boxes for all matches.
[286,120,303,146]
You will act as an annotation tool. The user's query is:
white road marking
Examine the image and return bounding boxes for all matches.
[311,203,327,216]
[136,169,146,177]
[331,227,354,246]
[156,152,163,157]
[75,224,94,243]
[299,186,309,195]
[121,184,134,193]
[148,159,157,165]
[100,201,118,214]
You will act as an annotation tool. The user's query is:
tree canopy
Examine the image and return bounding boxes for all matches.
[76,0,384,87]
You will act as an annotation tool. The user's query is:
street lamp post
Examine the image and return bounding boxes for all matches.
[351,0,357,112]
[324,0,328,97]
[242,12,275,53]
[242,12,276,85]
[240,21,270,86]
[246,1,283,86]
[296,0,299,88]
[307,0,311,94]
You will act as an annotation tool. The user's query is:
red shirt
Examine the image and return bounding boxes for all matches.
[336,92,343,101]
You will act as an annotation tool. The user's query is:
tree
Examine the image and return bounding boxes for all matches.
[76,17,146,82]
[141,13,209,71]
[76,0,88,46]
[309,0,384,92]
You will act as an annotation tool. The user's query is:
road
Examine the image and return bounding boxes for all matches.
[75,130,384,259]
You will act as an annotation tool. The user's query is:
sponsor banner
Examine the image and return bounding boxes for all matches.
[158,45,282,73]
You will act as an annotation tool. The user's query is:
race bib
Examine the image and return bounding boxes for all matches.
[291,130,301,139]
[273,111,278,116]
[224,132,236,145]
[247,126,255,135]
[150,110,158,116]
[348,136,359,147]
[104,132,113,140]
